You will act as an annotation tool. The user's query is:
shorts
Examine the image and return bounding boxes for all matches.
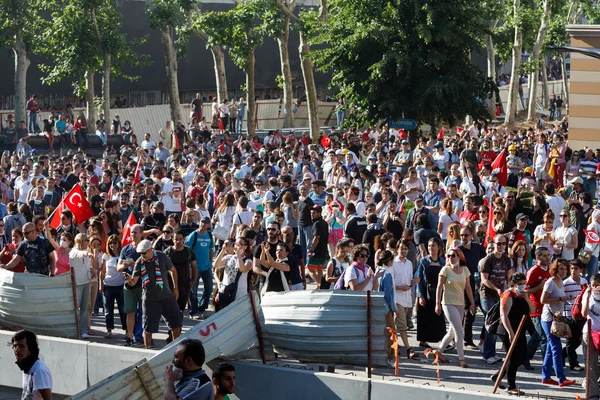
[394,304,409,332]
[328,228,344,247]
[307,256,328,271]
[124,287,143,314]
[142,297,182,334]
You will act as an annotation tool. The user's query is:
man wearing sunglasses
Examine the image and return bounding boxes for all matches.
[1,222,56,277]
[253,222,284,292]
[479,234,512,365]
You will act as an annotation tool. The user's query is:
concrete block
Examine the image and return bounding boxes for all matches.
[87,343,157,386]
[230,361,369,400]
[371,380,512,400]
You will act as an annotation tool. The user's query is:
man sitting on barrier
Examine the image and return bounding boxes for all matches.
[164,339,214,400]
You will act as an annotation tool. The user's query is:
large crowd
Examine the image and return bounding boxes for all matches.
[5,102,600,398]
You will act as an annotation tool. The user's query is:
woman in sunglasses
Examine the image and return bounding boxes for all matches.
[343,245,381,291]
[435,248,475,367]
[153,227,174,252]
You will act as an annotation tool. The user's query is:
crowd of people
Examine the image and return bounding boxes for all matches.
[4,108,600,396]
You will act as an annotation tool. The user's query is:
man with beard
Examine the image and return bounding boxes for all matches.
[281,226,305,290]
[165,231,197,316]
[253,221,284,292]
[163,339,213,400]
[307,206,329,289]
[405,195,435,231]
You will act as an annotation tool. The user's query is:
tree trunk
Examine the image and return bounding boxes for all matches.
[561,53,569,112]
[211,45,228,103]
[246,47,256,137]
[160,25,183,126]
[300,33,320,141]
[278,14,294,128]
[526,0,550,122]
[84,70,97,124]
[542,57,549,109]
[102,51,111,125]
[12,29,30,131]
[484,32,496,118]
[505,0,522,125]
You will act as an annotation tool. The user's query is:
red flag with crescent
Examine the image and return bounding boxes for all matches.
[133,158,143,185]
[585,230,600,244]
[64,184,94,223]
[437,128,444,139]
[121,212,138,248]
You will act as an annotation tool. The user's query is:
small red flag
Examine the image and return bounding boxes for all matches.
[64,185,95,223]
[490,149,508,187]
[48,201,64,229]
[484,209,496,247]
[585,230,600,244]
[133,158,143,185]
[121,212,138,248]
[399,201,405,214]
[320,136,331,148]
[437,128,444,139]
[456,127,464,135]
[107,183,113,200]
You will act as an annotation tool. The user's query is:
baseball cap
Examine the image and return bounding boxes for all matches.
[401,140,409,145]
[10,167,17,173]
[218,144,225,152]
[136,240,153,254]
[335,149,344,155]
[516,213,528,221]
[201,216,211,226]
[311,205,323,212]
[524,167,533,174]
[303,174,312,181]
[415,195,424,201]
[434,142,443,148]
[570,177,584,185]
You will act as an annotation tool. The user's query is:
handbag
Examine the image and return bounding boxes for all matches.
[215,271,242,311]
[551,312,572,338]
[212,224,230,242]
[578,248,592,265]
[261,267,290,296]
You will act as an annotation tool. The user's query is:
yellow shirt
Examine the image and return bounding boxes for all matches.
[439,265,470,306]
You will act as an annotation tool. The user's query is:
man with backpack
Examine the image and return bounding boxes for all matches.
[185,217,215,320]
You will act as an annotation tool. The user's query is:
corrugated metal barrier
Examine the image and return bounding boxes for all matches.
[261,290,388,367]
[0,269,78,338]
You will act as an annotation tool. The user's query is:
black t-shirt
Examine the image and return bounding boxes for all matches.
[16,237,54,275]
[191,98,202,112]
[288,244,303,285]
[65,173,79,191]
[132,252,174,301]
[266,259,289,292]
[479,253,511,299]
[298,197,314,228]
[386,213,404,238]
[311,218,329,259]
[254,240,283,284]
[165,246,196,287]
[344,215,367,245]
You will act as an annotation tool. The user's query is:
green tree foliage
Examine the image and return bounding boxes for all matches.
[309,0,491,127]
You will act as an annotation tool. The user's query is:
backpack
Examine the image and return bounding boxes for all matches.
[571,283,588,321]
[334,264,355,290]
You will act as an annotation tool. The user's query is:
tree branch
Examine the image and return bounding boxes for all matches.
[276,0,298,21]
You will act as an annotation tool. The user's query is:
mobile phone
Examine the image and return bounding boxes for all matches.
[226,242,235,248]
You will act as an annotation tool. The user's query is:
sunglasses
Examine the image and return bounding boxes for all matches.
[267,228,277,231]
[357,253,368,258]
[493,211,502,215]
[494,242,507,245]
[560,214,568,217]
[448,253,458,258]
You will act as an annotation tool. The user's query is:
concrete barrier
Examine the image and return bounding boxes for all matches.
[0,330,156,395]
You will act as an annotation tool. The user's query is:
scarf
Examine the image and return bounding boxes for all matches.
[140,252,163,290]
[16,354,38,373]
[351,261,368,275]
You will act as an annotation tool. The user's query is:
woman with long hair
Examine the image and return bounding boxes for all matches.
[213,192,236,245]
[549,134,567,189]
[213,237,253,310]
[445,221,461,254]
[325,199,346,259]
[539,258,576,387]
[70,233,96,339]
[0,228,25,273]
[281,192,299,239]
[435,247,475,367]
[564,148,581,187]
[475,205,489,243]
[509,240,529,274]
[88,218,107,250]
[438,198,458,245]
[534,210,556,258]
[100,235,126,339]
[325,240,351,289]
[87,235,103,331]
[98,210,118,237]
[415,237,447,348]
[552,210,578,261]
[400,167,425,201]
[44,222,73,276]
[491,206,514,236]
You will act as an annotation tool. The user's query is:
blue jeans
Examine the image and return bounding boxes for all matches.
[96,130,107,146]
[556,107,562,120]
[76,283,90,336]
[588,255,599,282]
[298,225,312,264]
[527,315,547,361]
[190,269,213,315]
[336,111,345,127]
[541,319,567,382]
[480,296,499,360]
[29,112,38,132]
[134,302,143,342]
[103,285,127,331]
[584,178,597,198]
[236,114,244,133]
[76,130,90,147]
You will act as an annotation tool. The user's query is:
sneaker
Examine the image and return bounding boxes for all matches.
[486,357,498,365]
[477,344,484,354]
[386,359,395,368]
[124,337,134,347]
[559,379,576,387]
[492,355,503,363]
[464,341,478,350]
[81,333,89,339]
[542,378,559,385]
[570,365,584,372]
[195,312,205,320]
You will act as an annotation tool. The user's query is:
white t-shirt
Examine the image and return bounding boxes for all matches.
[102,254,125,287]
[432,150,450,170]
[69,249,91,285]
[534,225,555,256]
[220,254,249,300]
[392,258,413,308]
[439,212,458,240]
[546,195,566,228]
[15,176,33,204]
[162,181,185,212]
[220,103,230,117]
[22,359,52,400]
[553,226,577,261]
[233,209,254,226]
[344,265,372,291]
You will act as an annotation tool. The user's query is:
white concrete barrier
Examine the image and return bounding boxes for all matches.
[0,330,156,395]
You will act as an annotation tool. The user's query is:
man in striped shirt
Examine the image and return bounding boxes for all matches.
[578,149,598,195]
[562,261,587,372]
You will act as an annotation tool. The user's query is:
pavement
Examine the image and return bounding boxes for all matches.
[82,289,588,399]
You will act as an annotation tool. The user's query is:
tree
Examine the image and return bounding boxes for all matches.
[505,0,523,125]
[196,0,267,137]
[309,0,489,128]
[148,0,199,127]
[526,0,551,121]
[0,0,41,128]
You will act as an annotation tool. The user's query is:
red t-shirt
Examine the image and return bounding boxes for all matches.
[525,264,550,317]
[459,209,480,224]
[479,150,497,169]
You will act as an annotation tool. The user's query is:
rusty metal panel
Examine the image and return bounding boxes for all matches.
[261,290,388,367]
[256,99,284,130]
[0,269,78,338]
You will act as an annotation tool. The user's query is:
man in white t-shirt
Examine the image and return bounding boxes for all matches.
[12,330,52,400]
[161,170,185,215]
[141,133,156,153]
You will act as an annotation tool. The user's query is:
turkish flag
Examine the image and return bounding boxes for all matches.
[321,136,331,148]
[585,230,600,244]
[456,127,464,135]
[437,128,444,139]
[107,183,113,200]
[121,211,138,248]
[491,149,508,187]
[64,185,94,223]
[484,208,497,247]
[399,200,405,214]
[48,201,64,229]
[133,158,143,185]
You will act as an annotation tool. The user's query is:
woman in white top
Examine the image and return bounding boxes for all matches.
[87,236,104,336]
[437,198,458,241]
[70,233,97,339]
[213,193,237,243]
[345,245,382,291]
[401,168,425,201]
[214,237,252,307]
[552,211,578,261]
[325,240,350,289]
[100,235,126,338]
[533,210,557,257]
